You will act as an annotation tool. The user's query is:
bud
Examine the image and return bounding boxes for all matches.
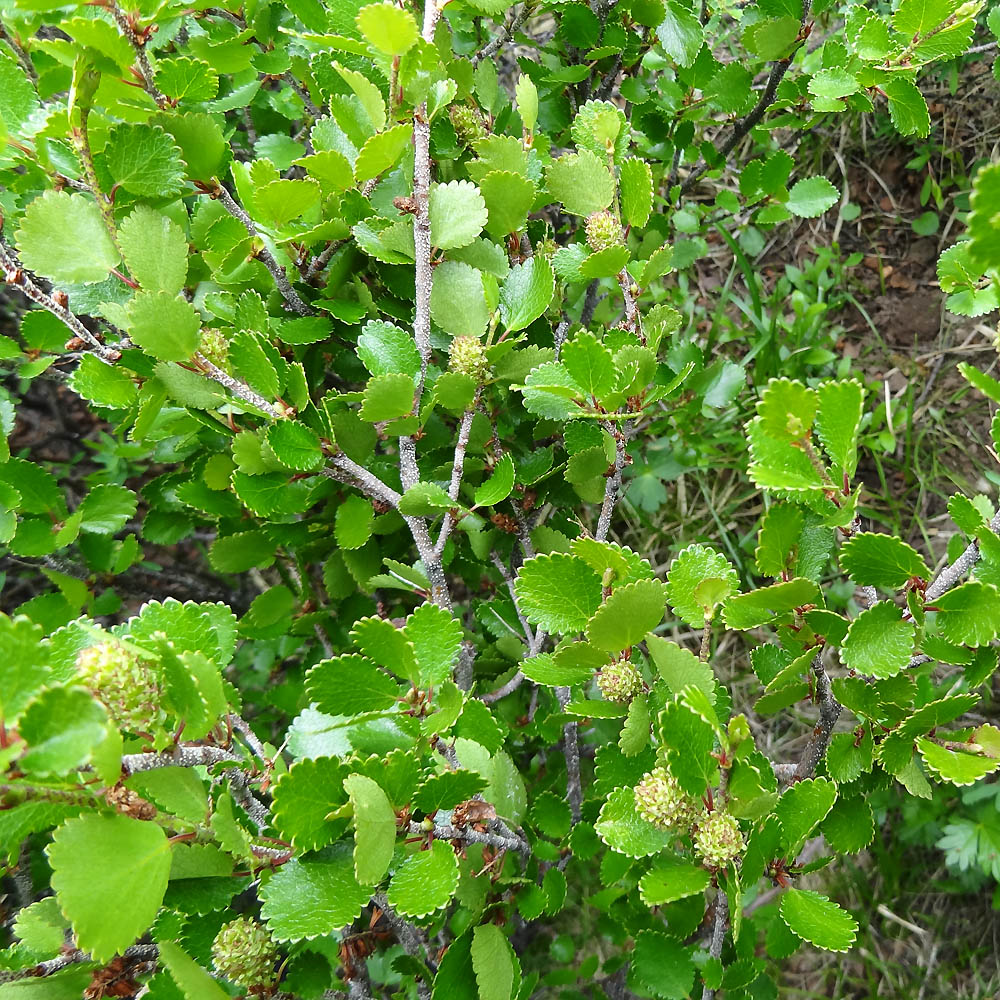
[585,211,624,253]
[449,104,487,147]
[633,767,699,831]
[199,327,229,370]
[211,917,278,992]
[76,640,162,734]
[448,335,490,381]
[596,661,643,702]
[693,810,745,869]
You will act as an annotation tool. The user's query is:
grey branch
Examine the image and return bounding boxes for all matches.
[121,745,243,774]
[436,395,483,555]
[793,652,841,781]
[925,509,1000,601]
[407,820,531,856]
[475,2,534,64]
[372,893,436,993]
[0,944,158,983]
[1,238,122,363]
[321,456,402,510]
[701,892,729,1000]
[195,352,282,418]
[215,185,314,316]
[556,687,583,823]
[596,429,627,542]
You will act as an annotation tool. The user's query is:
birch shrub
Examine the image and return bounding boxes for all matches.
[0,0,999,997]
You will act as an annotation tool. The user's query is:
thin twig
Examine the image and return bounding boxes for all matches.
[793,652,841,781]
[104,1,168,108]
[321,456,402,510]
[679,0,813,195]
[596,428,627,542]
[475,2,534,64]
[436,393,483,555]
[0,20,36,83]
[195,352,282,418]
[121,745,243,774]
[406,821,531,856]
[925,510,1000,601]
[0,944,158,984]
[556,687,583,823]
[214,185,314,316]
[701,892,729,1000]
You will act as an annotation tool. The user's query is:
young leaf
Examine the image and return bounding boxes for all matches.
[474,454,516,507]
[546,150,615,217]
[785,177,839,218]
[839,532,930,589]
[840,602,915,678]
[595,787,674,857]
[638,855,711,905]
[127,291,201,362]
[586,580,667,652]
[357,1,418,54]
[430,262,491,338]
[561,332,616,401]
[118,206,188,295]
[499,256,555,332]
[775,777,837,855]
[664,543,739,628]
[405,602,463,686]
[815,379,864,474]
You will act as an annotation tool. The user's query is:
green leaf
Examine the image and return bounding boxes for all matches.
[68,355,137,409]
[595,786,674,857]
[934,581,1000,645]
[128,291,201,362]
[0,615,48,724]
[755,504,805,578]
[271,756,349,851]
[430,180,488,250]
[892,0,956,37]
[355,122,413,183]
[155,56,219,102]
[397,482,457,518]
[822,796,875,853]
[334,495,375,550]
[360,373,415,422]
[357,320,421,378]
[405,602,463,686]
[586,580,667,652]
[917,737,1000,785]
[808,67,860,100]
[519,648,600,686]
[357,1,419,53]
[118,206,188,296]
[638,855,711,905]
[0,51,38,139]
[546,150,615,217]
[471,923,517,1000]
[514,553,603,634]
[158,941,230,1000]
[659,699,718,796]
[77,483,136,535]
[306,653,400,715]
[657,0,704,66]
[839,532,930,589]
[480,170,537,238]
[344,773,396,885]
[474,453,515,507]
[785,177,839,218]
[969,163,1000,269]
[620,157,654,228]
[261,843,371,940]
[815,379,863,474]
[515,74,538,132]
[646,635,715,702]
[499,256,555,333]
[266,421,324,471]
[883,78,930,137]
[351,616,418,682]
[19,686,110,775]
[431,262,491,338]
[413,770,487,813]
[154,112,227,182]
[779,889,858,953]
[664,543,739,627]
[47,814,171,962]
[334,61,386,132]
[15,191,118,284]
[840,602,915,678]
[253,178,322,228]
[105,123,186,197]
[387,840,459,917]
[775,777,837,856]
[722,578,820,630]
[630,929,695,999]
[562,331,616,401]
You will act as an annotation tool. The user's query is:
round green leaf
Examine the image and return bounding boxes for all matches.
[840,601,915,679]
[595,787,674,857]
[429,180,488,250]
[266,420,324,472]
[785,176,839,219]
[387,840,459,917]
[127,290,201,362]
[586,579,667,652]
[630,929,695,999]
[15,191,118,284]
[513,553,603,634]
[664,543,739,628]
[47,814,171,962]
[779,889,858,952]
[104,122,186,197]
[357,1,418,54]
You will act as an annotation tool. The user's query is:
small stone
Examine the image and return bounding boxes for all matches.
[693,809,745,869]
[633,767,699,832]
